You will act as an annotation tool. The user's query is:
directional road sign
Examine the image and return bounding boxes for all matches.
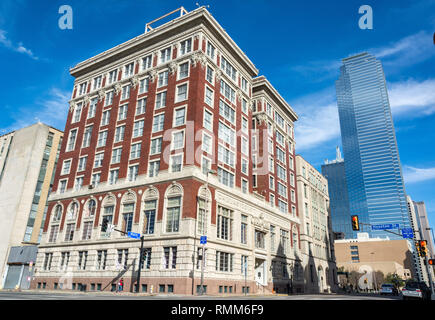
[401,228,414,239]
[128,232,141,239]
[371,223,400,230]
[200,236,207,245]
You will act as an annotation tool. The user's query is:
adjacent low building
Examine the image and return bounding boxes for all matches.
[296,155,338,293]
[334,233,415,287]
[0,123,63,289]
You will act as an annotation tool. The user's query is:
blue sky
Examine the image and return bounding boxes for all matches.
[1,0,434,231]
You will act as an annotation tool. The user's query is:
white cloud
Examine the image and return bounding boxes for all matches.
[403,166,435,184]
[3,88,69,132]
[388,78,435,117]
[0,29,38,60]
[292,89,341,151]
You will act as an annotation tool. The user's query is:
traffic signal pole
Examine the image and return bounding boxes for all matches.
[136,236,144,293]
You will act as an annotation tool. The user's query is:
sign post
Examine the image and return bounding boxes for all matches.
[199,236,207,295]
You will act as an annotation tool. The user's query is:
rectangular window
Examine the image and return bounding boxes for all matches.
[255,230,266,249]
[160,47,171,64]
[62,159,71,175]
[59,180,67,194]
[101,110,110,126]
[170,154,183,172]
[72,103,82,123]
[180,38,192,55]
[82,221,93,240]
[114,125,125,142]
[202,133,212,154]
[108,70,117,85]
[217,206,233,240]
[241,158,248,175]
[171,131,184,150]
[66,129,77,152]
[278,200,288,214]
[142,55,152,71]
[142,248,152,269]
[220,56,237,81]
[241,179,248,194]
[78,82,87,96]
[218,145,235,167]
[139,77,149,94]
[203,109,213,131]
[176,83,188,102]
[218,122,235,147]
[241,215,247,244]
[220,80,235,104]
[49,225,59,243]
[94,153,104,168]
[109,169,119,185]
[174,107,186,127]
[136,98,147,115]
[104,91,114,107]
[74,176,83,191]
[150,137,162,155]
[219,100,235,124]
[216,251,233,272]
[118,104,128,121]
[217,167,234,188]
[91,173,101,187]
[77,156,87,172]
[64,223,75,242]
[155,91,167,109]
[152,114,165,133]
[158,70,169,88]
[130,143,141,159]
[88,98,97,119]
[133,120,145,137]
[149,161,160,177]
[206,66,214,84]
[123,63,134,79]
[128,165,139,182]
[96,250,107,270]
[111,148,122,164]
[205,87,214,106]
[97,131,108,147]
[179,62,189,79]
[93,76,102,91]
[82,126,93,148]
[206,42,215,60]
[122,204,134,233]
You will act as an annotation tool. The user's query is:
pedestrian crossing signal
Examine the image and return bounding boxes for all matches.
[351,215,360,231]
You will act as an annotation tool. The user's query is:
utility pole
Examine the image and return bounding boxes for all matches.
[136,236,144,293]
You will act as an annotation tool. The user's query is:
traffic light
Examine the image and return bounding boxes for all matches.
[415,241,422,256]
[428,259,435,266]
[351,215,360,231]
[419,240,428,257]
[101,218,109,232]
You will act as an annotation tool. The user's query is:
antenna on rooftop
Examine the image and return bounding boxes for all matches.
[195,2,210,9]
[145,7,189,34]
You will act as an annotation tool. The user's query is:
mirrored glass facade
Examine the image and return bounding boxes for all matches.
[335,52,410,239]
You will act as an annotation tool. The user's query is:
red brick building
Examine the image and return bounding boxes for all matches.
[32,7,303,295]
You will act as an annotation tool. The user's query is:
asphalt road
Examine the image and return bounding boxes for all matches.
[0,290,401,300]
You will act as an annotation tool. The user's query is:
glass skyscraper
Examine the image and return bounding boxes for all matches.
[335,52,410,240]
[321,148,353,238]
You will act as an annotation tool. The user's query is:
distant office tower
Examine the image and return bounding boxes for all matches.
[335,52,410,239]
[321,147,352,238]
[0,123,63,289]
[413,201,435,259]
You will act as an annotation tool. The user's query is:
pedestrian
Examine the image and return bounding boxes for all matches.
[119,278,124,293]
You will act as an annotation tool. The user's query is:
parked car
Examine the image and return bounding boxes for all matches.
[380,283,398,295]
[402,281,431,300]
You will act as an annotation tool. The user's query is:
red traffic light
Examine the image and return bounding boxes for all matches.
[428,259,435,266]
[351,215,360,231]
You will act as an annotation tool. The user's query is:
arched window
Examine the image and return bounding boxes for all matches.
[142,188,158,235]
[100,194,116,238]
[121,191,136,234]
[67,202,79,220]
[197,186,211,235]
[87,199,97,217]
[165,184,183,233]
[52,204,63,222]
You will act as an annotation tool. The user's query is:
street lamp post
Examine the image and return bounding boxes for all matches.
[199,169,215,296]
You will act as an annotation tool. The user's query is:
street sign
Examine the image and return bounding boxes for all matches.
[200,236,207,245]
[401,228,414,239]
[371,223,400,230]
[128,232,141,239]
